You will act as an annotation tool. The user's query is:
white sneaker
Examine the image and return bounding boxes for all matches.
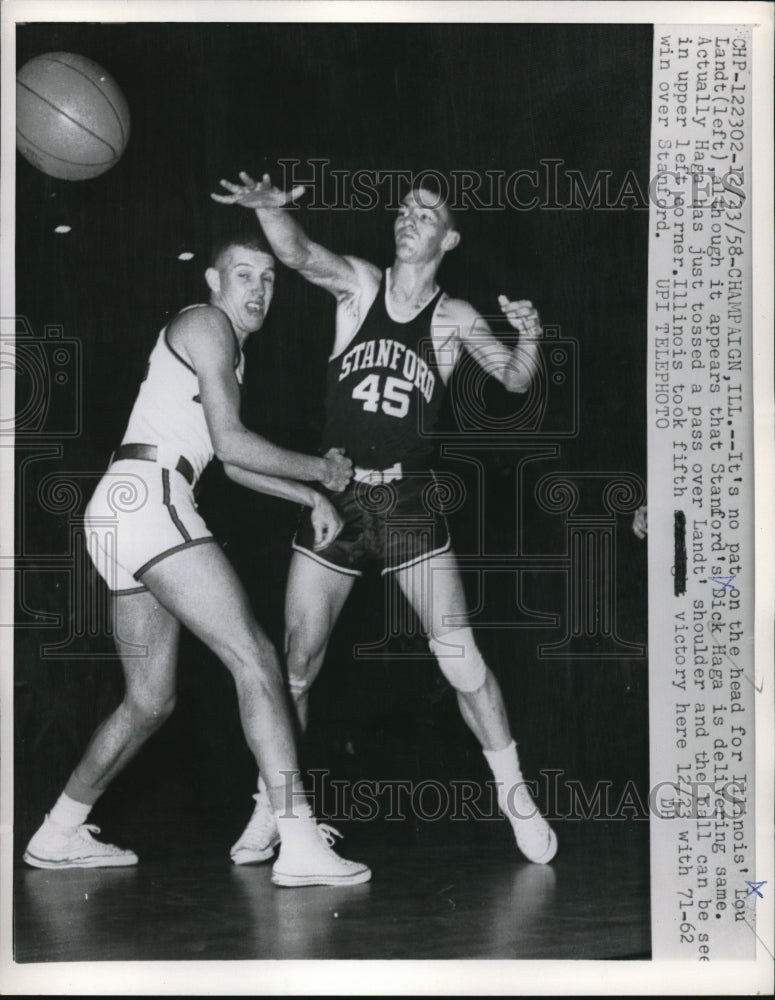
[501,781,558,865]
[272,823,372,887]
[23,817,138,869]
[230,791,280,865]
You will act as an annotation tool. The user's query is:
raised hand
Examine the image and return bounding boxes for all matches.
[211,171,305,210]
[498,295,542,339]
[320,447,353,492]
[632,505,648,539]
[310,494,344,551]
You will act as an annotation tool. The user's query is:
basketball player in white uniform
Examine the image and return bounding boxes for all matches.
[23,230,371,887]
[214,173,558,867]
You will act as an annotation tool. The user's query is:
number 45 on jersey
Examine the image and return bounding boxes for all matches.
[353,374,413,419]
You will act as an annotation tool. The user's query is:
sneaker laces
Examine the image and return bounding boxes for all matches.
[512,783,540,819]
[74,824,127,855]
[498,777,541,820]
[498,782,555,861]
[316,823,344,848]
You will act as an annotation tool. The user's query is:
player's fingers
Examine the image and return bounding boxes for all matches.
[219,179,254,198]
[512,307,540,322]
[313,522,334,550]
[212,191,246,204]
[288,184,306,202]
[239,170,257,187]
[502,307,539,327]
[499,295,533,307]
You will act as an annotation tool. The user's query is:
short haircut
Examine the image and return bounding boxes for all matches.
[209,228,273,268]
[408,175,461,236]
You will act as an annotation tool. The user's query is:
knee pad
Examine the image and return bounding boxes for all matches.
[429,628,488,693]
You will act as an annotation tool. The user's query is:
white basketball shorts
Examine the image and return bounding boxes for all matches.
[84,458,214,594]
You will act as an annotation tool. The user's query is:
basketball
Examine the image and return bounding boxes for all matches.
[16,52,131,181]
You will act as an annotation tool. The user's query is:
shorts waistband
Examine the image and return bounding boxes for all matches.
[111,443,195,486]
[352,459,430,485]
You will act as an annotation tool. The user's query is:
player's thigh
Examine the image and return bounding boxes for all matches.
[393,549,469,637]
[139,541,271,665]
[284,551,355,656]
[113,588,181,705]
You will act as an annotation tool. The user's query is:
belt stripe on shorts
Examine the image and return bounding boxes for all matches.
[161,468,192,542]
[112,442,195,486]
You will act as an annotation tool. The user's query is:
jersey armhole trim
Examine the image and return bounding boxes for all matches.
[164,327,197,375]
[328,265,384,362]
[164,304,241,376]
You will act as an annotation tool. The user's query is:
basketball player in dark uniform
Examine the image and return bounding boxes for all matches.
[214,172,557,867]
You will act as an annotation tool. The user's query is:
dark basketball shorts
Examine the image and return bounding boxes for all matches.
[293,469,451,577]
[84,456,215,594]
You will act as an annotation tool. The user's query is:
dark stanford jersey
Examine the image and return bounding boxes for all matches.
[322,273,445,468]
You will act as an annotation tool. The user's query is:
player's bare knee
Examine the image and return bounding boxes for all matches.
[233,653,284,697]
[286,625,323,674]
[428,627,488,693]
[216,624,281,684]
[125,689,177,731]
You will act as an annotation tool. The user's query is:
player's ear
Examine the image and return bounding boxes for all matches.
[442,229,460,253]
[205,267,221,295]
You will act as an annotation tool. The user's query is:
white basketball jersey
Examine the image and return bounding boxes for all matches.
[120,304,245,481]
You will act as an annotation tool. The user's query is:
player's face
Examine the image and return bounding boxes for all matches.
[210,246,276,336]
[394,190,454,262]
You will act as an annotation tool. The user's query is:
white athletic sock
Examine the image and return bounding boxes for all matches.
[482,740,529,811]
[267,776,313,819]
[48,792,92,830]
[274,802,320,854]
[483,740,557,864]
[273,797,314,823]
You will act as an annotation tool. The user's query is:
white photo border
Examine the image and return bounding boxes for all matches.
[1,1,772,995]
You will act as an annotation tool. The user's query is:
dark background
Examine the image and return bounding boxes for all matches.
[14,21,651,858]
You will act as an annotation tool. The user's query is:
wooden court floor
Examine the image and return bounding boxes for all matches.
[13,819,649,963]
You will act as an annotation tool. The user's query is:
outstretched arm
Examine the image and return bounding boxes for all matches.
[223,465,343,550]
[458,296,542,394]
[173,306,351,490]
[212,172,377,301]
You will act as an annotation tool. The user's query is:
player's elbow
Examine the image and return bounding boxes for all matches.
[276,242,310,272]
[502,353,540,393]
[212,427,244,466]
[215,443,241,467]
[502,367,531,394]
